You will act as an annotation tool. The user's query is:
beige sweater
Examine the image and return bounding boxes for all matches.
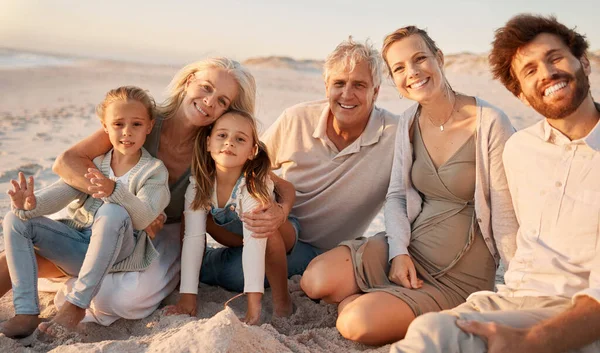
[13,148,170,272]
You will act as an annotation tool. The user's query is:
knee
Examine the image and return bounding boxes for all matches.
[96,203,129,221]
[336,301,376,344]
[406,312,457,340]
[2,212,28,239]
[300,258,331,300]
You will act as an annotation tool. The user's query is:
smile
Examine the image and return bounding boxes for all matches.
[194,102,208,116]
[120,141,135,146]
[409,78,429,89]
[543,81,568,97]
[339,103,357,109]
[220,150,236,156]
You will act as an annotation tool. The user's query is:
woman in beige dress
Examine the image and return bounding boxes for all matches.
[300,26,519,345]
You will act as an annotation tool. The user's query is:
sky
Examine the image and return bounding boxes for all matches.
[1,0,598,65]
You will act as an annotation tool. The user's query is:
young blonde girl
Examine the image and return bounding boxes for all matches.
[1,86,170,338]
[170,110,297,324]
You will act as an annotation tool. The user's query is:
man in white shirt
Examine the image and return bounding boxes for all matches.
[391,14,600,353]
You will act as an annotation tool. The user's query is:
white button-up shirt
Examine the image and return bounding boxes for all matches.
[498,107,600,303]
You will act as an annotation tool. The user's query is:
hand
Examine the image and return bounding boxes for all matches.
[389,254,423,289]
[456,320,543,353]
[85,168,115,199]
[164,293,197,316]
[7,172,36,210]
[145,214,166,239]
[242,203,286,239]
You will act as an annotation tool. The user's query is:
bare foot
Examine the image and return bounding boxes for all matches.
[0,314,41,339]
[244,292,262,325]
[273,292,293,318]
[38,301,85,335]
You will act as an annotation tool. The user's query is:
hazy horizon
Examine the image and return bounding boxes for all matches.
[1,0,599,66]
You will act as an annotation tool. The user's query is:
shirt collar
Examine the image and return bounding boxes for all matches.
[542,102,600,151]
[312,103,384,152]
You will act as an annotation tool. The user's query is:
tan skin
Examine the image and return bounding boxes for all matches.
[456,33,600,353]
[300,34,480,346]
[0,68,294,338]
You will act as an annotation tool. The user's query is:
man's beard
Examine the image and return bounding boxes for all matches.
[523,65,590,120]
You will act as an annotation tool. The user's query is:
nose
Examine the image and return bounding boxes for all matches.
[203,93,216,107]
[539,61,558,79]
[123,125,132,136]
[407,63,420,78]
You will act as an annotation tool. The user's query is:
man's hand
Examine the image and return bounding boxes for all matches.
[7,172,36,210]
[456,319,543,353]
[85,168,115,199]
[145,214,166,239]
[242,203,286,239]
[164,293,197,316]
[389,254,423,289]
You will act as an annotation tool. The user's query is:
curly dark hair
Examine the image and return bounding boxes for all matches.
[489,14,589,97]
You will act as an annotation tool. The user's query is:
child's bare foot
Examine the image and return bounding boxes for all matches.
[273,292,293,318]
[244,292,262,325]
[0,314,41,338]
[38,301,85,336]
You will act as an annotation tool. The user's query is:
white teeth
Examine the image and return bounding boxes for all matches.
[410,78,429,89]
[544,82,567,97]
[121,141,134,145]
[339,104,357,109]
[194,103,208,116]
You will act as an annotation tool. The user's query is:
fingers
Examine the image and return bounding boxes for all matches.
[456,319,493,341]
[10,179,21,193]
[408,261,420,289]
[18,172,27,190]
[28,176,34,194]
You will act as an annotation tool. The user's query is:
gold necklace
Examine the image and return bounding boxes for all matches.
[425,93,458,132]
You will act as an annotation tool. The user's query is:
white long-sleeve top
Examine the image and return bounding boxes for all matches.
[179,175,274,294]
[499,112,600,304]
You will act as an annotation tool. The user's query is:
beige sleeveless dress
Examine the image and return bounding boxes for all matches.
[341,121,496,316]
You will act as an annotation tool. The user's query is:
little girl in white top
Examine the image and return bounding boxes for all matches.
[170,110,297,324]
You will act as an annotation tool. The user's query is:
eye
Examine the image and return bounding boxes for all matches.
[216,133,226,138]
[550,56,562,64]
[416,56,426,62]
[202,84,213,92]
[525,68,536,77]
[236,137,246,143]
[134,122,143,127]
[334,82,345,88]
[218,98,227,107]
[113,122,123,127]
[393,66,405,73]
[354,83,366,89]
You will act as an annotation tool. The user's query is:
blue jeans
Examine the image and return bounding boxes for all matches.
[200,240,324,292]
[3,204,134,314]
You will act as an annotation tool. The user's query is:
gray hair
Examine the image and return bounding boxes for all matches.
[323,36,383,88]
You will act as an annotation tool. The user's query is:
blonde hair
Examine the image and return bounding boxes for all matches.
[96,86,156,121]
[190,110,272,210]
[382,26,442,77]
[323,36,383,88]
[159,57,257,118]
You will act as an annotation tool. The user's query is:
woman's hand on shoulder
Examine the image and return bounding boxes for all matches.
[389,254,423,289]
[242,202,286,239]
[164,293,197,316]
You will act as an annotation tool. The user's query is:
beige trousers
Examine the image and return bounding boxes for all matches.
[390,293,600,353]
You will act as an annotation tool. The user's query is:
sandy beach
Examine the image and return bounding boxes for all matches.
[0,50,598,352]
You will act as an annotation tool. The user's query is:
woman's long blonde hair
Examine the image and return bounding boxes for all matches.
[158,57,256,119]
[190,110,272,210]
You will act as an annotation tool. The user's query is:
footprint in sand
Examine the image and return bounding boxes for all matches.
[0,164,44,182]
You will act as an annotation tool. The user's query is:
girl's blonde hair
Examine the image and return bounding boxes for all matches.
[381,26,442,77]
[96,86,156,121]
[159,57,256,118]
[190,110,272,210]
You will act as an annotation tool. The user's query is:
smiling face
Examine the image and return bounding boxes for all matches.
[385,34,446,104]
[325,60,379,127]
[207,112,256,171]
[512,33,591,120]
[181,68,239,127]
[103,100,153,157]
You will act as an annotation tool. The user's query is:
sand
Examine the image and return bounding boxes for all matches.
[0,53,598,352]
